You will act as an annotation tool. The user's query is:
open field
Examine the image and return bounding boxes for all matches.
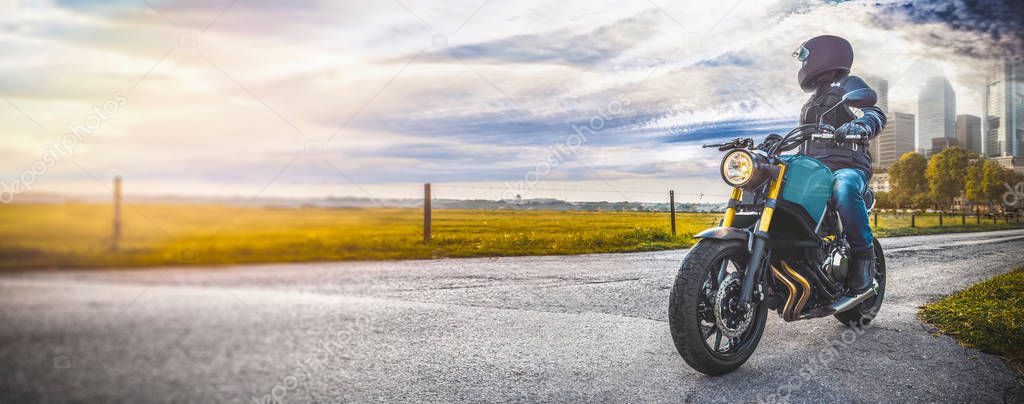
[1,203,1022,270]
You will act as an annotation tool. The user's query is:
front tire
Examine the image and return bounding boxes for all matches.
[669,239,768,376]
[834,238,887,327]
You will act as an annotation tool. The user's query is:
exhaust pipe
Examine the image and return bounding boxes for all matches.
[770,261,812,321]
[770,265,798,321]
[782,262,811,319]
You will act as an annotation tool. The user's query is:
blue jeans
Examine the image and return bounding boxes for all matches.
[832,168,873,252]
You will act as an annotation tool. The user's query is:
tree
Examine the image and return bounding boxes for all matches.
[926,147,971,210]
[981,160,1009,212]
[964,158,985,206]
[874,191,891,210]
[889,152,929,209]
[912,192,933,210]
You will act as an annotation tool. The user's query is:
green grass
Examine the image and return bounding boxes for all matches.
[919,268,1024,374]
[0,203,1021,270]
[0,203,720,270]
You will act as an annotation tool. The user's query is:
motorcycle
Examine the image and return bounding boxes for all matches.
[668,89,886,375]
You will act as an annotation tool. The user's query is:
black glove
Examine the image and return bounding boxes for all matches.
[835,122,868,143]
[758,133,783,151]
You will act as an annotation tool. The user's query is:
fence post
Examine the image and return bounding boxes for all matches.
[112,176,122,251]
[961,213,965,225]
[939,211,943,227]
[976,206,981,224]
[911,213,915,228]
[669,190,676,237]
[873,210,878,228]
[423,183,431,242]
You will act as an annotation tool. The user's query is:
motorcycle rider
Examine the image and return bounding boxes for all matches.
[793,35,886,305]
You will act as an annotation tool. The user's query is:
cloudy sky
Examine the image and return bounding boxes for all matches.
[0,0,1019,202]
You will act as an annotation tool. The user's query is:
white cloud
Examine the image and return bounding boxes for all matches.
[0,0,1013,202]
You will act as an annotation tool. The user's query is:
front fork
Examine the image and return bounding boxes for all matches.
[739,164,787,306]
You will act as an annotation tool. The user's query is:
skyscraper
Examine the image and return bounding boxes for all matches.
[931,137,959,155]
[917,76,956,154]
[861,75,889,114]
[863,75,891,170]
[872,112,915,171]
[956,114,982,154]
[982,59,1024,158]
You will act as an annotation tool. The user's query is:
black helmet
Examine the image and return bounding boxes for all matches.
[794,35,853,92]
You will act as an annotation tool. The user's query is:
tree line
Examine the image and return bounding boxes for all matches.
[875,147,1024,212]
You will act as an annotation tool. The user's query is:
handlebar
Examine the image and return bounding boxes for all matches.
[702,137,753,151]
[811,133,864,141]
[702,125,867,156]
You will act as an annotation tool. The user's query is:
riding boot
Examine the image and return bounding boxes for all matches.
[813,247,879,316]
[845,247,875,295]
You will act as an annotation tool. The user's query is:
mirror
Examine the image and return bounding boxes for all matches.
[840,88,876,108]
[818,87,878,127]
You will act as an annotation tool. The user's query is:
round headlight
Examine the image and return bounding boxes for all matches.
[721,150,755,186]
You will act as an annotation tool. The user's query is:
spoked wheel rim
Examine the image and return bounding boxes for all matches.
[696,256,764,359]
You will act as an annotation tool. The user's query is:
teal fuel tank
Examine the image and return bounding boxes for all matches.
[779,155,833,222]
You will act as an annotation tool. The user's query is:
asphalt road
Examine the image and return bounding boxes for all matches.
[2,229,1024,403]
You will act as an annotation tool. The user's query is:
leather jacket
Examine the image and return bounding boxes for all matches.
[799,75,886,177]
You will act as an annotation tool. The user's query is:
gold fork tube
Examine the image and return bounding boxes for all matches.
[757,164,788,233]
[722,188,743,227]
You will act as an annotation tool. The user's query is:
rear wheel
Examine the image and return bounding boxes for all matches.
[834,238,886,326]
[669,239,768,376]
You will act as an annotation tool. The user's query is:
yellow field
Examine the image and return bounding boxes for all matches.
[0,203,1020,270]
[0,204,717,270]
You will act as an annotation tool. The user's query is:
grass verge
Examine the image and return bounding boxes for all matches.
[919,268,1024,375]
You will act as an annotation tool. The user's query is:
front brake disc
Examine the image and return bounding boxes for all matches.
[714,273,755,339]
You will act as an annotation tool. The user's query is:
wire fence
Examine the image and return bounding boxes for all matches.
[428,183,733,208]
[416,182,1024,242]
[93,178,1024,249]
[435,183,733,200]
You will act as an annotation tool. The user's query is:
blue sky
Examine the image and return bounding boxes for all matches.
[0,0,1015,202]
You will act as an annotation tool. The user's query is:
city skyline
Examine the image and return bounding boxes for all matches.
[869,56,1023,174]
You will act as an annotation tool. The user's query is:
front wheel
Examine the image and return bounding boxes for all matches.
[668,239,768,376]
[834,238,887,326]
